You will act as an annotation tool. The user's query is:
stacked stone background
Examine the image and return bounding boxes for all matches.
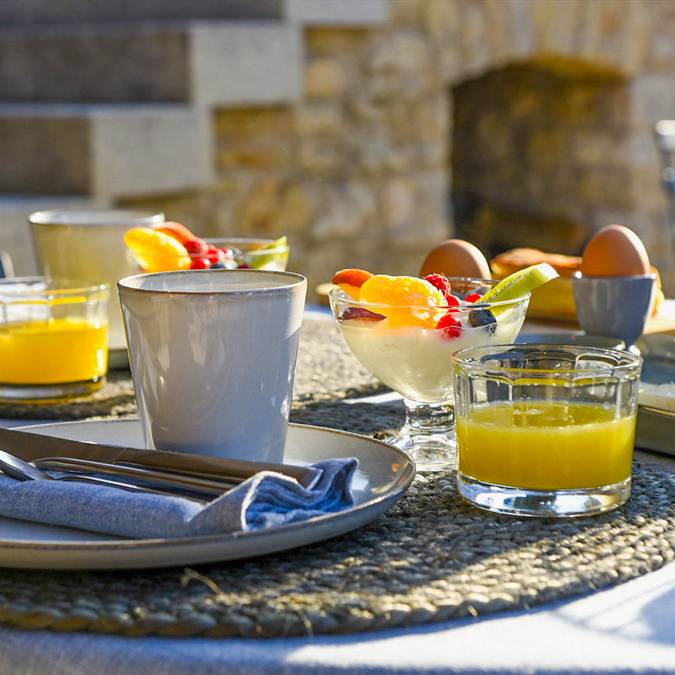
[116,0,675,297]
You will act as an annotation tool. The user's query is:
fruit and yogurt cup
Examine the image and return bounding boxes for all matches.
[329,264,558,471]
[124,222,289,273]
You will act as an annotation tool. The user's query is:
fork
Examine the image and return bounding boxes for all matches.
[0,449,208,502]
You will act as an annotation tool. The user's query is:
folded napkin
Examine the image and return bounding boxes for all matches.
[0,459,358,539]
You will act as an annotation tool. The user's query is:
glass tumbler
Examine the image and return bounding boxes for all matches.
[453,344,642,517]
[29,209,164,357]
[0,277,109,400]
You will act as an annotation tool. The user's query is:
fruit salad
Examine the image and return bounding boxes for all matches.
[330,265,557,403]
[124,222,289,273]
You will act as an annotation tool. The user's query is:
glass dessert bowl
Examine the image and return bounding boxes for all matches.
[329,271,536,471]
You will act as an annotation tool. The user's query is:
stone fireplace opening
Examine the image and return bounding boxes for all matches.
[451,55,631,259]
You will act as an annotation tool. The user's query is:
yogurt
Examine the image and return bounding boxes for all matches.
[339,307,527,403]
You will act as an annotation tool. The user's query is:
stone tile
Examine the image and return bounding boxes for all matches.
[191,23,303,106]
[0,113,90,194]
[305,58,350,99]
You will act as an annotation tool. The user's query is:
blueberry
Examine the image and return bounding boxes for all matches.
[468,308,497,334]
[211,262,227,269]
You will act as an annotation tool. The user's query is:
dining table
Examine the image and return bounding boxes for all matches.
[0,309,673,675]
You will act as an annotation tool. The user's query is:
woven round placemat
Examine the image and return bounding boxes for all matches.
[0,315,673,638]
[0,464,672,637]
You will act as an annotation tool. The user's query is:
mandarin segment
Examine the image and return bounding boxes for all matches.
[359,275,444,327]
[124,227,191,273]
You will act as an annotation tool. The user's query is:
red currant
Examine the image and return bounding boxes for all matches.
[207,248,226,265]
[184,238,210,255]
[436,311,462,339]
[190,257,211,270]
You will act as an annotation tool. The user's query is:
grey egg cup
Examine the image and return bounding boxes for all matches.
[572,272,656,346]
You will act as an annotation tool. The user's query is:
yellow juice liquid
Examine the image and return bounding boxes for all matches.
[0,318,108,384]
[457,402,635,490]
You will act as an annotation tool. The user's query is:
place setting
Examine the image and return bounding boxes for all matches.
[0,210,671,644]
[0,249,414,570]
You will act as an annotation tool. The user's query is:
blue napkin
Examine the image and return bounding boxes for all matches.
[0,459,358,539]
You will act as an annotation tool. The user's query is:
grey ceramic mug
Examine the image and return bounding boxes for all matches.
[118,269,307,461]
[572,272,655,346]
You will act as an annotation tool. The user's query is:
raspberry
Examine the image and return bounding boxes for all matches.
[436,311,462,339]
[465,292,483,303]
[190,257,211,270]
[424,273,451,297]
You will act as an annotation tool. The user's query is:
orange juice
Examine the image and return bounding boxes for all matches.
[0,318,108,384]
[457,402,635,490]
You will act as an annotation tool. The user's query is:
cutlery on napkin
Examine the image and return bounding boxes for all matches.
[0,426,320,487]
[0,458,358,539]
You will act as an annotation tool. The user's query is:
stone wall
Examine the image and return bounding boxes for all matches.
[452,56,631,257]
[119,0,675,297]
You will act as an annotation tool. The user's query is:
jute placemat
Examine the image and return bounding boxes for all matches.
[0,315,672,638]
[0,465,672,637]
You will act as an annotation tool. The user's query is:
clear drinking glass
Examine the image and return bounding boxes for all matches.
[0,277,109,399]
[329,278,530,471]
[29,209,164,357]
[453,344,642,517]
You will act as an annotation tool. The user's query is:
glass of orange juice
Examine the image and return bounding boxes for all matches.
[0,278,109,400]
[453,344,642,517]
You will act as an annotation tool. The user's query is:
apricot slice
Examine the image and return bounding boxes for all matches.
[152,221,195,245]
[332,268,373,300]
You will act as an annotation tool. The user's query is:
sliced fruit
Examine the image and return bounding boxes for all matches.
[332,268,374,300]
[152,221,195,245]
[481,263,558,316]
[340,307,386,322]
[124,228,191,273]
[359,274,444,328]
[249,236,289,270]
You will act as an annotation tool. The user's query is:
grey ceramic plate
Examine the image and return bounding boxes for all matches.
[635,334,675,457]
[0,421,414,570]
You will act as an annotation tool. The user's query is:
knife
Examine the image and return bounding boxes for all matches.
[0,426,319,488]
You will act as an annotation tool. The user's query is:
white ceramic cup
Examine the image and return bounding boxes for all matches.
[118,269,307,461]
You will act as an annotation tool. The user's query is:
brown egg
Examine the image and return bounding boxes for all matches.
[580,225,651,277]
[420,239,491,279]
